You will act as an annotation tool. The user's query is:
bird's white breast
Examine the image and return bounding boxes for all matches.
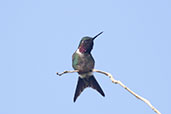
[76,49,83,56]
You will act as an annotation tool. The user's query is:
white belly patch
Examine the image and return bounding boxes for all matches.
[79,72,93,78]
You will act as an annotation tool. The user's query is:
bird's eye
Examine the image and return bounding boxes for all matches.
[84,40,88,43]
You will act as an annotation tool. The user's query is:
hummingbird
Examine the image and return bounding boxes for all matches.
[72,31,105,102]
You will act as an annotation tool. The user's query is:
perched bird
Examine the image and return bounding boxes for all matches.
[72,32,105,102]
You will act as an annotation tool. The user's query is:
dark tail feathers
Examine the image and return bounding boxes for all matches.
[73,75,105,102]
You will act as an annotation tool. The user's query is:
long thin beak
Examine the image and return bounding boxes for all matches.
[93,31,103,40]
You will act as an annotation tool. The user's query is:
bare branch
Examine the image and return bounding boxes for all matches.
[56,70,79,76]
[93,69,161,114]
[56,69,161,114]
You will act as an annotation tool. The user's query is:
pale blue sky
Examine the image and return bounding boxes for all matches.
[0,0,170,114]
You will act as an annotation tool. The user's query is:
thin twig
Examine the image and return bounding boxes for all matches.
[56,69,161,114]
[56,70,79,76]
[93,69,161,114]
